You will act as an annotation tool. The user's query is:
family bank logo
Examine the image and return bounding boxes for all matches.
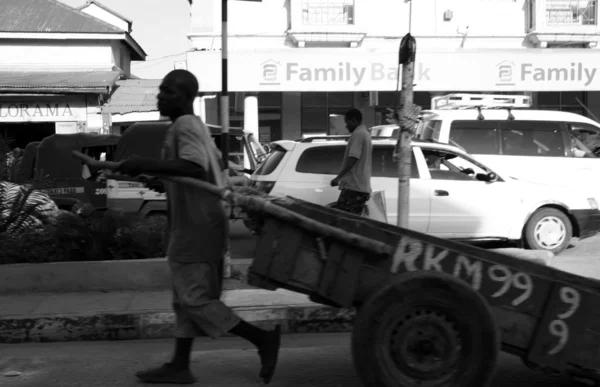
[260,59,281,86]
[496,60,516,86]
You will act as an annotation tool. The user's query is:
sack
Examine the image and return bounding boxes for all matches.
[362,191,387,223]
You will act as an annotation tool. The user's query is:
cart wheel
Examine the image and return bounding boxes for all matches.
[352,271,499,387]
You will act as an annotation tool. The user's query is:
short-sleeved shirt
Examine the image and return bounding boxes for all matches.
[339,125,372,194]
[162,115,228,263]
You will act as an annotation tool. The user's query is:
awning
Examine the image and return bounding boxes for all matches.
[102,79,160,114]
[0,71,121,94]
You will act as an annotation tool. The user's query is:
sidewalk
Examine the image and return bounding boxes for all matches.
[0,287,356,344]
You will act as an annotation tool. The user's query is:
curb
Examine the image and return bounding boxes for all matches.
[0,297,356,344]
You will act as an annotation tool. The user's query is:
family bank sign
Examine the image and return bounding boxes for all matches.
[186,49,600,92]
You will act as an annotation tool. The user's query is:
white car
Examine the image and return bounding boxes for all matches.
[250,136,600,253]
[416,93,600,195]
[370,124,399,137]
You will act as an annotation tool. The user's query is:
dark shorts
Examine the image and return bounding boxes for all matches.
[332,189,370,215]
[169,260,240,339]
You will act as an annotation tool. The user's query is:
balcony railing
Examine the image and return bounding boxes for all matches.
[545,0,597,26]
[301,0,354,26]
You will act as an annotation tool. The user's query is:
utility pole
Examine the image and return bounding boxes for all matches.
[220,0,230,175]
[392,31,421,229]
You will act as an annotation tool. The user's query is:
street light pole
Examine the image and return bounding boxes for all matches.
[221,0,232,278]
[221,0,229,173]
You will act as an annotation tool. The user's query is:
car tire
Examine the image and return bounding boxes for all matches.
[524,208,573,254]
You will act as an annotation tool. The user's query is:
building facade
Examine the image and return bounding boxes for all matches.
[0,0,146,148]
[186,0,600,141]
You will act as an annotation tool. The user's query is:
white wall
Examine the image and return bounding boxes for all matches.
[0,40,118,71]
[189,0,535,50]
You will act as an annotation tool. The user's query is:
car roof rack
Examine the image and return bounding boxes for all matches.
[431,93,532,110]
[299,136,398,143]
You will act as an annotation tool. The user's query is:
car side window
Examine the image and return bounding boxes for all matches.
[372,146,418,178]
[296,145,345,175]
[423,149,487,181]
[499,121,565,157]
[448,120,501,155]
[568,122,600,154]
[295,144,419,178]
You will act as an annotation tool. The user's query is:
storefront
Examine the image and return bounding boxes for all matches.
[0,70,123,147]
[187,48,600,140]
[0,96,90,148]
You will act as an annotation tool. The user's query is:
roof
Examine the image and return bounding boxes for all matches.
[0,71,121,94]
[0,0,147,60]
[0,0,124,34]
[276,137,467,153]
[102,79,162,114]
[78,0,133,25]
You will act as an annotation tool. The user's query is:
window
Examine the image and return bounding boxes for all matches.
[568,122,600,152]
[296,145,345,174]
[418,120,442,140]
[372,146,418,178]
[537,92,587,117]
[500,121,566,156]
[448,120,502,155]
[423,149,490,181]
[254,149,286,176]
[301,92,354,136]
[295,145,418,178]
[545,0,597,26]
[302,0,354,25]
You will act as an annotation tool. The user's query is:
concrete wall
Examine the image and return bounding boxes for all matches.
[188,0,549,50]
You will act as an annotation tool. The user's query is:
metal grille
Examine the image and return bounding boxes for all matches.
[302,0,354,25]
[546,0,597,25]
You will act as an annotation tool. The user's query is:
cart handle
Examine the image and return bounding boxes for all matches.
[72,151,393,256]
[72,150,226,199]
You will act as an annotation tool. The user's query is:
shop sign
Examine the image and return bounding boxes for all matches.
[0,100,86,122]
[188,49,600,92]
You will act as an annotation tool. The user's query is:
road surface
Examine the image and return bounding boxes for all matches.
[0,333,579,387]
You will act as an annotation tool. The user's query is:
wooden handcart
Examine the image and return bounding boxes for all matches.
[73,150,600,387]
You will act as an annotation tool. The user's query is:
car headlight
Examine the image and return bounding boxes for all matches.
[589,198,599,210]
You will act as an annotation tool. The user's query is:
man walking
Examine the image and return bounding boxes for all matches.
[116,69,281,385]
[330,108,372,215]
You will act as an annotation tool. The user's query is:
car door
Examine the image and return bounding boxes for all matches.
[372,145,430,232]
[420,148,518,239]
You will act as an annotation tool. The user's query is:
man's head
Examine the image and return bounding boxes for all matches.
[345,108,363,132]
[157,69,199,118]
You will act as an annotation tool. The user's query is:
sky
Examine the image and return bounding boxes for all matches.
[58,0,192,79]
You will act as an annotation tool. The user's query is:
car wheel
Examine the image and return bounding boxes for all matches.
[524,208,572,254]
